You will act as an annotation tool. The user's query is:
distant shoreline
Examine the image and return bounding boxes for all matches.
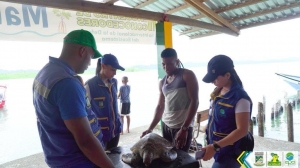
[1,59,300,80]
[0,67,147,80]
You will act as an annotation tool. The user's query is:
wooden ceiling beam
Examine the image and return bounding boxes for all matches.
[185,0,240,34]
[165,3,190,14]
[181,1,300,39]
[238,12,300,30]
[1,0,239,36]
[230,2,300,22]
[134,0,157,9]
[188,12,300,39]
[180,27,203,35]
[190,14,204,20]
[102,0,119,5]
[170,14,204,25]
[180,0,274,35]
[189,31,220,39]
[214,0,267,13]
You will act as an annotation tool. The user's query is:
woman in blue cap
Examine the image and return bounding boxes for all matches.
[201,55,253,168]
[85,54,125,150]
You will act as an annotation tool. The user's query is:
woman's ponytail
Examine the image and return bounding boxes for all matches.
[95,58,102,75]
[230,69,243,88]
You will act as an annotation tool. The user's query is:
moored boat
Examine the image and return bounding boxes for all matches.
[0,85,7,108]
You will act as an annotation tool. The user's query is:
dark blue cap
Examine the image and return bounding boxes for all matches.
[202,55,234,83]
[101,54,125,71]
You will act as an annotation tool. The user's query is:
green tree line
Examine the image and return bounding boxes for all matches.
[0,67,146,80]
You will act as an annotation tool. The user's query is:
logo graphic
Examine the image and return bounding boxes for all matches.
[52,9,71,33]
[237,151,252,168]
[254,152,265,166]
[219,109,226,117]
[99,101,104,108]
[284,152,297,166]
[268,152,281,166]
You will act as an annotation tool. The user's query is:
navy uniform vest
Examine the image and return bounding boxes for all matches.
[85,75,122,143]
[206,83,252,161]
[33,57,103,167]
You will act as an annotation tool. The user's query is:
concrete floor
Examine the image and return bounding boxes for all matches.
[0,125,299,168]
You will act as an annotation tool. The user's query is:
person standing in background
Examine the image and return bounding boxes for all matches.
[118,76,131,134]
[85,54,125,150]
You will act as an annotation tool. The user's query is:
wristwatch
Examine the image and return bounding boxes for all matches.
[181,126,188,131]
[213,142,221,152]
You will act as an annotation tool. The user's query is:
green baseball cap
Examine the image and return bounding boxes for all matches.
[63,29,102,59]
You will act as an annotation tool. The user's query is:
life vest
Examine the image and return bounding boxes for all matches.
[206,83,252,161]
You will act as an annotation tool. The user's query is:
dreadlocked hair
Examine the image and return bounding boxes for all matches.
[178,60,184,69]
[161,48,184,68]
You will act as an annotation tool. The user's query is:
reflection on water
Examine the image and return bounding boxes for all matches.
[0,108,8,120]
[0,78,43,165]
[253,105,300,143]
[271,113,283,129]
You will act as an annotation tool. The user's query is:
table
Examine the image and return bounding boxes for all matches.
[107,145,199,168]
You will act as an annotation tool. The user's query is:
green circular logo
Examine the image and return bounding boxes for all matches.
[220,109,225,114]
[286,152,294,161]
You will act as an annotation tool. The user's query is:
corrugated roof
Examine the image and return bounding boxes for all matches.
[121,0,300,39]
[5,0,299,39]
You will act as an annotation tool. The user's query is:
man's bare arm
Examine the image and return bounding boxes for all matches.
[148,80,165,130]
[182,70,199,127]
[141,80,165,138]
[64,117,114,168]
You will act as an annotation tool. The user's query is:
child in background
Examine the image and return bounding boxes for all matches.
[118,76,131,134]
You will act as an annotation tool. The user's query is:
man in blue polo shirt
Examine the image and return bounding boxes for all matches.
[33,29,114,168]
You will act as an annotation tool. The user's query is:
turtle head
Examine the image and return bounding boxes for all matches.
[142,148,154,167]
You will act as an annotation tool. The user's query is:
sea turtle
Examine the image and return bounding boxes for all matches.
[121,133,177,167]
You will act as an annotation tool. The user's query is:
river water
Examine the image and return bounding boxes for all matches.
[0,62,300,164]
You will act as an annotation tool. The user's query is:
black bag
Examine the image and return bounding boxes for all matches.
[239,131,254,151]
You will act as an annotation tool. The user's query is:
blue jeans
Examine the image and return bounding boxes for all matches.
[212,154,241,168]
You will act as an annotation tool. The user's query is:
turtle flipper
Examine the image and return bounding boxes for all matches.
[122,153,141,166]
[160,149,177,162]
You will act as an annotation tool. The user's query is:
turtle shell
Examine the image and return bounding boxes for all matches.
[131,133,174,159]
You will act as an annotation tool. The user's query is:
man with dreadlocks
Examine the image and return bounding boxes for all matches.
[140,48,199,152]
